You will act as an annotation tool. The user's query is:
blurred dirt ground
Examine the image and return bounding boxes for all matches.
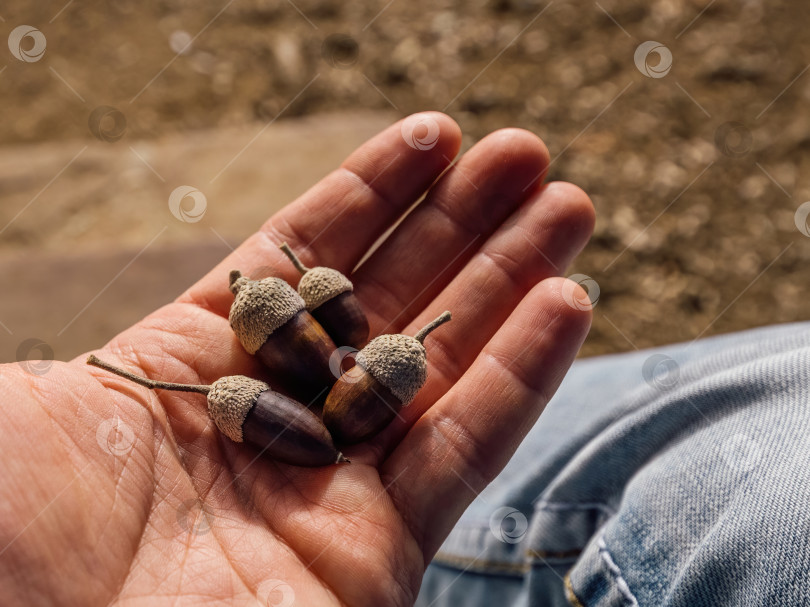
[1,0,810,364]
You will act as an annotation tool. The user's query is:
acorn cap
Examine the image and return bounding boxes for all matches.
[228,270,305,354]
[207,375,270,443]
[298,266,353,311]
[356,334,427,405]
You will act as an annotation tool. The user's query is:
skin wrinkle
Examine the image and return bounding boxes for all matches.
[206,438,264,508]
[139,307,228,357]
[148,498,217,601]
[83,368,162,424]
[372,472,427,605]
[384,482,429,563]
[131,329,211,388]
[354,269,420,334]
[117,332,223,440]
[19,376,153,606]
[106,474,155,605]
[170,413,217,461]
[344,519,420,607]
[426,194,486,245]
[252,512,346,606]
[334,166,392,218]
[430,407,496,491]
[337,148,450,213]
[388,411,493,561]
[482,306,566,398]
[136,305,267,382]
[28,373,95,463]
[177,288,222,321]
[79,358,253,606]
[260,218,321,272]
[245,464,414,605]
[235,466,343,599]
[102,431,145,527]
[38,380,160,595]
[479,348,554,408]
[354,208,478,327]
[191,505,254,604]
[97,384,167,606]
[0,382,94,600]
[480,244,528,287]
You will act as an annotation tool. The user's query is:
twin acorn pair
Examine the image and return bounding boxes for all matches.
[88,242,451,467]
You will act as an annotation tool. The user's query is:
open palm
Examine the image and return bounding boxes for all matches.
[0,113,594,606]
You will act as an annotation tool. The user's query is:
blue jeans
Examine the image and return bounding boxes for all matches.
[416,322,810,606]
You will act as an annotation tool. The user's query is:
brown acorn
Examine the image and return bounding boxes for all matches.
[228,270,337,406]
[279,242,370,349]
[86,355,348,467]
[324,311,451,444]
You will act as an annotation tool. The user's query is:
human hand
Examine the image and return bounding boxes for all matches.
[0,113,594,606]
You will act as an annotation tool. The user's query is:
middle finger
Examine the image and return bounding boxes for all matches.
[353,128,550,336]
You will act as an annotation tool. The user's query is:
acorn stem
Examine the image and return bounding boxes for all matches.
[414,311,452,343]
[229,269,245,294]
[86,355,211,395]
[279,242,310,275]
[336,453,351,464]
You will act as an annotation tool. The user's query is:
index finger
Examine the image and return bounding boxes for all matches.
[180,112,462,317]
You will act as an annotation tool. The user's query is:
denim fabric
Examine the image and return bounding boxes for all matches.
[416,322,810,606]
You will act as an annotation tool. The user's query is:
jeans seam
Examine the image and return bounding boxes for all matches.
[564,572,587,607]
[597,535,639,606]
[535,501,616,516]
[431,551,528,577]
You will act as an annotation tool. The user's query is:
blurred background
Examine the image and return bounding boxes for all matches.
[2,0,809,367]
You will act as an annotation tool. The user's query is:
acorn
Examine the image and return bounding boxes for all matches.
[323,311,451,444]
[228,270,337,405]
[279,242,370,349]
[86,355,348,467]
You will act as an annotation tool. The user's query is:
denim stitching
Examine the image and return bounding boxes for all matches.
[597,536,639,606]
[564,572,587,607]
[432,551,528,576]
